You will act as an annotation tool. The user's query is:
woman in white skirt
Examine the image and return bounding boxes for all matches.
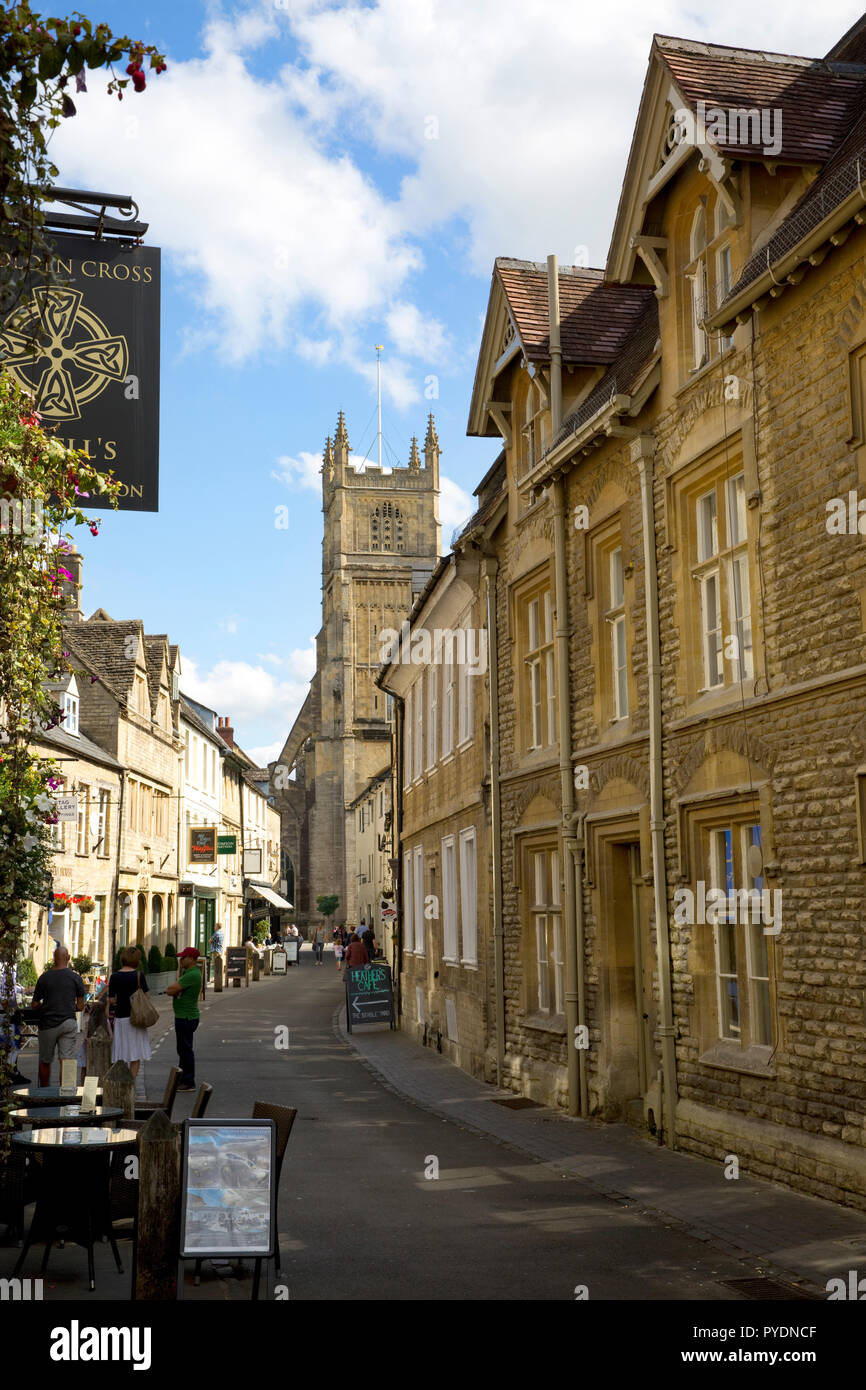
[107,945,152,1078]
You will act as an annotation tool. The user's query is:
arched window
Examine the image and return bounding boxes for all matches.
[689,205,709,370]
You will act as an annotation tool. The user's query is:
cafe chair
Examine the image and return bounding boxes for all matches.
[134,1067,182,1122]
[251,1101,297,1280]
[190,1083,213,1119]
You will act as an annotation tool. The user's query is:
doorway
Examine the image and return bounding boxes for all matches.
[195,897,216,955]
[597,834,653,1118]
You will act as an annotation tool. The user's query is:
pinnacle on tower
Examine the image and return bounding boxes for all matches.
[322,435,334,477]
[424,413,440,472]
[334,410,351,468]
[408,436,421,470]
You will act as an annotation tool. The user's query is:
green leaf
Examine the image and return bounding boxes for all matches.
[38,42,66,81]
[65,43,85,76]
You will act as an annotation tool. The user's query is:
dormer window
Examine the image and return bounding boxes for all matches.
[62,691,79,735]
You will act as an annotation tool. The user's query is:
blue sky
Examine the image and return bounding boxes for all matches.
[44,0,861,761]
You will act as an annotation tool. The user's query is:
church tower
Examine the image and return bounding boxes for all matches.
[275,411,441,929]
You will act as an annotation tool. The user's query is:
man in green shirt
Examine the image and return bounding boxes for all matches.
[166,947,202,1091]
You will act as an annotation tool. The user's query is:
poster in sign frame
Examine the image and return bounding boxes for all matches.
[180,1118,276,1258]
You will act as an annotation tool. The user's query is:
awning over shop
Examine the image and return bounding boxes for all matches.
[246,882,293,910]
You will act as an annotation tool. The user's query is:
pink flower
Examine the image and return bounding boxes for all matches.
[56,567,73,582]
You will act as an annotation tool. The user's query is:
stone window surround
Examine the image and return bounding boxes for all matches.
[512,821,564,1026]
[509,562,557,760]
[677,787,779,1066]
[664,438,762,710]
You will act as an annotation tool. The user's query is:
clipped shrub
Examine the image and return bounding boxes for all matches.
[147,944,163,974]
[164,941,177,958]
[163,955,178,974]
[71,953,92,976]
[17,957,37,990]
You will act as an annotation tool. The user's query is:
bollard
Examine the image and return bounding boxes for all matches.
[214,953,224,992]
[251,951,261,982]
[103,1059,135,1119]
[134,1110,181,1300]
[84,999,113,1082]
[263,949,272,977]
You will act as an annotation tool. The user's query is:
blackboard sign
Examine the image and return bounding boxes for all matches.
[180,1119,276,1258]
[345,963,395,1032]
[226,947,247,980]
[284,939,299,964]
[272,949,287,975]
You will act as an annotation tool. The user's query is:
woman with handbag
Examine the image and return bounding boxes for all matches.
[107,946,156,1078]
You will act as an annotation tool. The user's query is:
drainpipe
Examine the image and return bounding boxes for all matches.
[482,555,505,1087]
[552,476,583,1117]
[548,254,586,1117]
[632,431,678,1147]
[547,254,563,432]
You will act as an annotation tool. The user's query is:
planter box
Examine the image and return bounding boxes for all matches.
[145,970,177,996]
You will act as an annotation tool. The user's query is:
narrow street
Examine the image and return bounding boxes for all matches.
[7,948,852,1303]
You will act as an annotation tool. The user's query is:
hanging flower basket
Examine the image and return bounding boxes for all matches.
[73,894,95,914]
[52,892,70,909]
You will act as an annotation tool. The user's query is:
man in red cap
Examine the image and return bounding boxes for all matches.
[166,947,202,1091]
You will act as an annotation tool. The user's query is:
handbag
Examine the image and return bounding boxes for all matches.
[129,972,160,1029]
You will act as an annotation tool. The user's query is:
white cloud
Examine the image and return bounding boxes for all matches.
[272,451,322,492]
[246,739,284,766]
[385,303,449,362]
[49,0,857,389]
[439,474,475,539]
[181,645,315,739]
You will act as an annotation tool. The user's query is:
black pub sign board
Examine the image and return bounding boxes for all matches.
[226,947,247,980]
[345,963,395,1032]
[0,233,160,511]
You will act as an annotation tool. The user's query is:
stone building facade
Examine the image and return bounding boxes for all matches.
[410,20,866,1209]
[273,412,440,930]
[379,510,502,1078]
[347,766,393,947]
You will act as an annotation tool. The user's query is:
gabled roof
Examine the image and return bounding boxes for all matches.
[711,106,866,322]
[656,35,866,163]
[179,694,224,747]
[826,14,866,65]
[496,259,654,364]
[144,635,169,719]
[607,31,866,284]
[552,299,661,450]
[468,259,655,437]
[66,619,143,706]
[36,721,122,772]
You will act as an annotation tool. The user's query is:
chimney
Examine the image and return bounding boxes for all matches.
[218,716,234,749]
[61,548,83,621]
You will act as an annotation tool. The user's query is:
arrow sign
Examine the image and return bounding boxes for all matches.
[345,963,394,1032]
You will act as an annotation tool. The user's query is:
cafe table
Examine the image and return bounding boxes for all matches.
[11,1126,139,1292]
[9,1106,123,1128]
[12,1084,104,1108]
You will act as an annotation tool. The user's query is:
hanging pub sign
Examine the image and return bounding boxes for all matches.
[190,827,217,865]
[0,233,160,511]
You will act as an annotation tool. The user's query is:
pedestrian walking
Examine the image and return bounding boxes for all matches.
[361,924,377,960]
[334,937,344,971]
[210,923,224,957]
[344,933,370,969]
[30,946,86,1087]
[106,946,152,1080]
[166,946,202,1091]
[313,923,326,965]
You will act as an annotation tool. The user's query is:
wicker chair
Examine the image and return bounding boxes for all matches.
[135,1067,181,1121]
[251,1101,297,1278]
[190,1083,213,1119]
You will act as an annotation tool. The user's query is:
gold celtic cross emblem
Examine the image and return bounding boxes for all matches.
[0,286,129,421]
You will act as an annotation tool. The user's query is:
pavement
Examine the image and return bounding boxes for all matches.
[4,942,866,1302]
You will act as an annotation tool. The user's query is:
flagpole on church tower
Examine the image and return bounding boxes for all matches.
[375,344,384,470]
